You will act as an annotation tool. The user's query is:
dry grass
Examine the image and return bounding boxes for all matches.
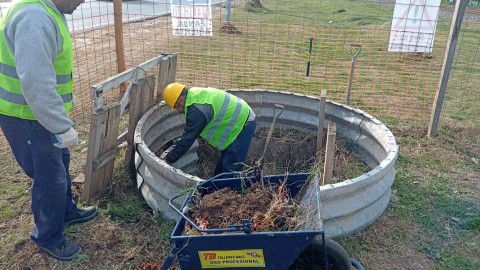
[1,0,479,268]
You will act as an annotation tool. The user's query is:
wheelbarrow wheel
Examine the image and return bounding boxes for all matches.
[288,236,351,270]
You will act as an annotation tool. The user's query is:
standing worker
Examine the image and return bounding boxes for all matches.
[162,83,256,176]
[0,0,97,260]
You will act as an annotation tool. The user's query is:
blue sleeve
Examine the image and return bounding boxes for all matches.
[165,105,208,164]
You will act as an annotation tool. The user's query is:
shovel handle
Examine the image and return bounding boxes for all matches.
[257,104,285,168]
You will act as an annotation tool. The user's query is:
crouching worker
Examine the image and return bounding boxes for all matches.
[162,83,256,177]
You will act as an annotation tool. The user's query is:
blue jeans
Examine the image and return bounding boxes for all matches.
[0,115,77,248]
[214,119,256,176]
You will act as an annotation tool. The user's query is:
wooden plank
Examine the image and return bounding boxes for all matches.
[91,54,173,98]
[156,54,177,102]
[428,0,468,137]
[124,76,156,173]
[100,104,121,198]
[92,142,126,170]
[322,121,336,185]
[316,90,327,153]
[113,0,126,97]
[82,103,121,202]
[117,130,128,145]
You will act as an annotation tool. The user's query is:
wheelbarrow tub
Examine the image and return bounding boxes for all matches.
[169,173,331,269]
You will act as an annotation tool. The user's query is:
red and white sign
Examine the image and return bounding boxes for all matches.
[170,0,213,36]
[388,0,441,52]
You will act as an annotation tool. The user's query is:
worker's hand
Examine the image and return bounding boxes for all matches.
[54,127,79,148]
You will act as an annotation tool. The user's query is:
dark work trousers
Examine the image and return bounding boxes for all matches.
[214,119,257,176]
[0,114,77,248]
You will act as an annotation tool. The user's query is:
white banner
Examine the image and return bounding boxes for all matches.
[388,0,441,52]
[170,0,213,36]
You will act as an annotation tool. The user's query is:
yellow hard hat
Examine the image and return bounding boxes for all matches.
[163,83,185,110]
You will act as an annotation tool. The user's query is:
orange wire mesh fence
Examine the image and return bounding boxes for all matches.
[0,0,479,153]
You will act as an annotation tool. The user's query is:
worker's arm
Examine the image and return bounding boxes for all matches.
[5,4,73,134]
[165,105,208,164]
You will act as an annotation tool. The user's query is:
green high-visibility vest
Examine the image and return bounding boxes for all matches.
[0,0,73,120]
[185,88,250,150]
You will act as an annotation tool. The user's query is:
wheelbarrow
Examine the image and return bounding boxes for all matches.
[161,172,364,270]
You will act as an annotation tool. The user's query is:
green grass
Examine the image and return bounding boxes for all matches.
[0,182,26,200]
[160,0,467,122]
[377,116,402,126]
[436,230,480,270]
[0,181,29,219]
[107,198,148,224]
[0,0,479,269]
[231,0,395,27]
[395,178,477,233]
[464,213,480,232]
[116,1,480,268]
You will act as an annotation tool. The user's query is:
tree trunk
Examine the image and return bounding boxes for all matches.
[252,0,262,6]
[245,0,263,11]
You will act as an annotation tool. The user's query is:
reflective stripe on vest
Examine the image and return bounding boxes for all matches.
[0,62,72,84]
[0,0,74,120]
[185,88,250,150]
[0,86,73,105]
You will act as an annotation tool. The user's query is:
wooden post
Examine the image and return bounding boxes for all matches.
[316,90,327,153]
[323,122,336,185]
[83,103,121,202]
[113,0,127,97]
[428,0,468,137]
[124,76,156,173]
[156,54,177,102]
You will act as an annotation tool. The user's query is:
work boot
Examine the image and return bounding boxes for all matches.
[40,239,82,260]
[64,206,99,226]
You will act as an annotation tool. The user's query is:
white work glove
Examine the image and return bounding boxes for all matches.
[54,127,79,148]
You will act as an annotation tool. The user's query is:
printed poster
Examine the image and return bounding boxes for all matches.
[171,0,213,36]
[388,0,441,52]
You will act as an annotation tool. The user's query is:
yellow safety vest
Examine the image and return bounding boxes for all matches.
[185,87,250,150]
[0,0,73,119]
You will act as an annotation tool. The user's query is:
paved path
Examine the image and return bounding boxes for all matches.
[1,0,225,31]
